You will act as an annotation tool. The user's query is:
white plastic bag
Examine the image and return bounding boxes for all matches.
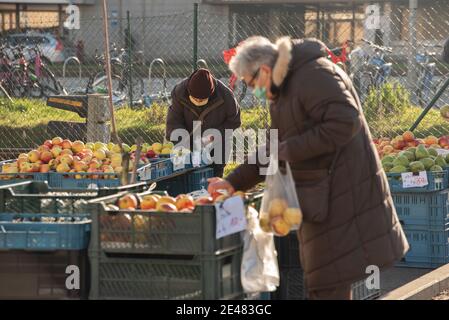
[241,206,279,293]
[259,155,303,237]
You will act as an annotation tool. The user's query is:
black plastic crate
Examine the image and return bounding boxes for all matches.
[89,247,243,300]
[0,250,90,299]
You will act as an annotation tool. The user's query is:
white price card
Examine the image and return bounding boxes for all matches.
[436,148,449,156]
[215,196,247,239]
[401,171,429,188]
[138,164,152,181]
[172,155,185,171]
[192,151,202,167]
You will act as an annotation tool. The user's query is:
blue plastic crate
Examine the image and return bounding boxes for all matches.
[397,225,449,268]
[155,175,188,196]
[387,171,448,193]
[0,213,91,250]
[186,167,214,193]
[0,173,49,186]
[138,158,173,181]
[48,172,121,190]
[392,190,449,227]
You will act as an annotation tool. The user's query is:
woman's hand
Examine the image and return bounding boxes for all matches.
[207,177,235,196]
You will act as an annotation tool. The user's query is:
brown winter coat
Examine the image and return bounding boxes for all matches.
[165,77,241,145]
[226,37,409,291]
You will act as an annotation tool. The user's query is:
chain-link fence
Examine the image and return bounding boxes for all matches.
[0,1,448,159]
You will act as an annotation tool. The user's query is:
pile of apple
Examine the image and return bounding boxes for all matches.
[111,190,247,213]
[373,131,449,159]
[0,138,180,180]
[259,199,303,237]
[1,137,127,179]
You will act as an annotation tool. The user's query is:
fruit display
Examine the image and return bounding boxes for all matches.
[0,138,179,181]
[373,131,449,159]
[114,189,248,214]
[259,198,303,237]
[373,132,449,174]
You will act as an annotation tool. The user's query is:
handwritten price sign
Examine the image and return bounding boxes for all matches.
[215,196,247,239]
[401,171,429,188]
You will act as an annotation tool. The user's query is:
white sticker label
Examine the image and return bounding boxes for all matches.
[215,196,247,239]
[401,171,429,188]
[436,148,449,156]
[173,155,185,171]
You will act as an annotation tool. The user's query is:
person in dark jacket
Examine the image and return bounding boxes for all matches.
[166,69,241,177]
[208,36,409,300]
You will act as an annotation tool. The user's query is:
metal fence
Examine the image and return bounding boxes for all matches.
[0,1,448,158]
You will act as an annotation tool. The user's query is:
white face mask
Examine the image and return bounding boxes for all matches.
[189,95,209,107]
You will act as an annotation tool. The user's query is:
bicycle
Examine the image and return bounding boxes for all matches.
[2,44,42,98]
[352,39,393,100]
[28,45,67,97]
[86,44,144,105]
[415,44,445,106]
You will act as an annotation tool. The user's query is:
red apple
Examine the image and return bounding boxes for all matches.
[28,150,41,163]
[118,194,139,210]
[43,140,53,149]
[51,146,63,158]
[60,154,74,166]
[52,137,63,146]
[439,137,449,148]
[37,145,50,153]
[61,139,72,150]
[72,140,85,153]
[40,151,53,164]
[175,194,195,210]
[39,164,50,173]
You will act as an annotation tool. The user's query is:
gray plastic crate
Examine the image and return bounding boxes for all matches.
[89,247,243,300]
[87,191,245,256]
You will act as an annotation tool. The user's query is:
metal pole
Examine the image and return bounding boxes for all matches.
[409,77,449,132]
[193,3,199,72]
[127,11,133,106]
[101,0,120,144]
[407,0,418,90]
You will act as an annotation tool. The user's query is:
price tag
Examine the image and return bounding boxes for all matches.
[138,164,152,181]
[192,151,202,167]
[401,171,429,188]
[436,148,449,156]
[215,196,247,239]
[172,155,185,171]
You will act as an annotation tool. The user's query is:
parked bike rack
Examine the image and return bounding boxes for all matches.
[145,58,169,106]
[62,56,82,79]
[196,59,208,69]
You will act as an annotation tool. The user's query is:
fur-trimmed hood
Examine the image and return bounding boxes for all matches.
[272,37,328,87]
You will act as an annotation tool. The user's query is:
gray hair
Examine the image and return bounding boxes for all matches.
[229,36,279,79]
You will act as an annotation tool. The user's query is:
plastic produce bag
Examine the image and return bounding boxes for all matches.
[241,206,279,293]
[259,156,303,237]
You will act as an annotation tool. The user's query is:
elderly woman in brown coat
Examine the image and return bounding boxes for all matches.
[208,36,409,300]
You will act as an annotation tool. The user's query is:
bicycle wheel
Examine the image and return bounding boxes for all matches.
[34,65,65,97]
[358,72,373,101]
[10,68,26,98]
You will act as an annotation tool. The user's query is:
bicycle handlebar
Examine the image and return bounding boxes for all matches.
[361,38,393,53]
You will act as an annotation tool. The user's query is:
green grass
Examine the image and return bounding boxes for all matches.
[0,96,447,152]
[0,98,271,149]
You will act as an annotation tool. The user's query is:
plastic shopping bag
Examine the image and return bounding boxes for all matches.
[259,155,303,237]
[241,206,279,293]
